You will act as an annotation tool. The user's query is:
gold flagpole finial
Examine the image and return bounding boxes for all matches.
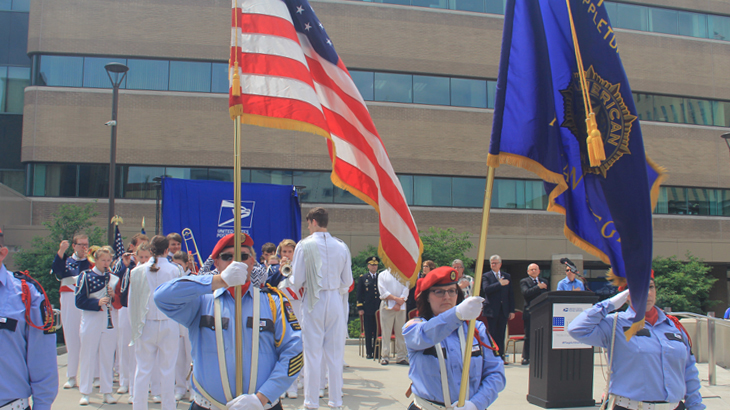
[110,215,124,226]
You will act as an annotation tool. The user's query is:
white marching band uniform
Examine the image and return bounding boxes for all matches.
[129,258,180,410]
[289,232,353,409]
[75,267,119,396]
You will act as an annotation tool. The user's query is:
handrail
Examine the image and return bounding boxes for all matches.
[664,310,725,385]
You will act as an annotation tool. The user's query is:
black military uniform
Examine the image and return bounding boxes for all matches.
[356,256,381,359]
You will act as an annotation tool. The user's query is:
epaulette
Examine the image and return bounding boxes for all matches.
[13,271,55,334]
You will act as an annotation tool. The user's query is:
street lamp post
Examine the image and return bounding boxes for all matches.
[105,62,129,245]
[721,132,730,157]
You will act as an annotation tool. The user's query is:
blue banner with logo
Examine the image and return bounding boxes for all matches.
[487,0,667,337]
[162,178,301,260]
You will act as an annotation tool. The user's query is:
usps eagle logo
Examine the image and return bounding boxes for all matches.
[560,66,636,178]
[217,200,255,229]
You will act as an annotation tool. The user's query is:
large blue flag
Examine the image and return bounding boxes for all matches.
[488,0,666,338]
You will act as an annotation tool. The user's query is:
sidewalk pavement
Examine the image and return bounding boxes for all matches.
[51,345,730,409]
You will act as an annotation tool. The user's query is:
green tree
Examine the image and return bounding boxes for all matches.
[419,227,474,275]
[14,203,106,309]
[652,253,718,314]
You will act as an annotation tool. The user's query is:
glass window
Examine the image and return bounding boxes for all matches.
[0,1,11,10]
[484,0,504,14]
[350,71,374,101]
[487,80,497,109]
[712,100,730,127]
[678,11,707,38]
[492,179,517,208]
[5,66,29,113]
[413,175,451,206]
[683,98,713,126]
[0,66,6,112]
[614,3,648,31]
[78,164,109,198]
[451,78,486,108]
[7,12,30,66]
[11,0,29,11]
[398,174,413,205]
[655,186,668,214]
[666,186,689,214]
[126,59,169,91]
[32,164,77,197]
[413,75,449,105]
[293,171,334,203]
[708,14,730,41]
[686,188,711,215]
[723,190,730,216]
[525,180,547,209]
[412,0,446,9]
[82,57,127,89]
[169,61,212,92]
[123,166,165,199]
[452,177,485,207]
[633,93,654,122]
[208,168,234,182]
[165,167,209,180]
[252,169,293,185]
[652,94,685,123]
[0,170,25,195]
[211,63,229,93]
[381,0,410,6]
[451,0,484,13]
[333,186,363,204]
[374,72,412,103]
[38,55,83,87]
[649,8,678,35]
[603,2,617,21]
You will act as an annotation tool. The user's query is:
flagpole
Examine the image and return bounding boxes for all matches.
[234,115,244,396]
[457,166,496,407]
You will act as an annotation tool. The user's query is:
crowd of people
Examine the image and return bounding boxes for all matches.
[0,206,706,410]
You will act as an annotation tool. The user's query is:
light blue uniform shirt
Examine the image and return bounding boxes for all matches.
[567,301,704,409]
[154,274,302,405]
[556,277,585,291]
[0,264,58,410]
[403,308,505,409]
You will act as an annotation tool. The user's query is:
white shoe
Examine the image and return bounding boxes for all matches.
[297,379,303,390]
[152,395,162,403]
[117,385,128,394]
[318,389,325,398]
[63,378,76,389]
[280,392,286,400]
[79,395,90,406]
[330,407,343,410]
[287,391,298,399]
[104,394,117,404]
[175,393,184,401]
[128,396,134,404]
[92,378,100,388]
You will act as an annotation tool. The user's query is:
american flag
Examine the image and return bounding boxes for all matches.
[229,0,423,283]
[113,225,125,260]
[552,316,565,332]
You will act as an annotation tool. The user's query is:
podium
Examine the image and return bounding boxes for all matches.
[526,291,598,408]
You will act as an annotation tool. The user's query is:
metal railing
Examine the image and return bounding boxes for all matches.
[666,310,730,386]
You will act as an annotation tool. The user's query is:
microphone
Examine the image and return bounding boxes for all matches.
[559,257,583,277]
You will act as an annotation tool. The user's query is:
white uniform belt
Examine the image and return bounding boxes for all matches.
[0,398,29,410]
[414,395,447,410]
[193,390,280,410]
[611,394,679,410]
[60,276,76,287]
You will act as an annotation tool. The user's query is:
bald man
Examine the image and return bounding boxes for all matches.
[519,264,549,365]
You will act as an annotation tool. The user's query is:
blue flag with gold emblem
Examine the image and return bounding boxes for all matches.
[488,0,666,338]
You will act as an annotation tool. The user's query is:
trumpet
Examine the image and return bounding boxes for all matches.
[276,244,292,277]
[182,228,205,274]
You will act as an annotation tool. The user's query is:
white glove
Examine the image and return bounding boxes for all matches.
[451,400,478,410]
[606,289,630,311]
[455,296,484,321]
[220,261,249,287]
[227,394,264,410]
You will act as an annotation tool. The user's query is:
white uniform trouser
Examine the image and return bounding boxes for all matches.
[174,325,192,396]
[60,291,82,379]
[379,305,407,362]
[300,289,346,408]
[133,319,179,410]
[118,307,136,390]
[79,309,118,394]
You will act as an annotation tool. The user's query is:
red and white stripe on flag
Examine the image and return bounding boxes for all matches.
[228,0,422,284]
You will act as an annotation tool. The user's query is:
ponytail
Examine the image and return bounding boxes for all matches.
[150,256,160,272]
[148,235,169,273]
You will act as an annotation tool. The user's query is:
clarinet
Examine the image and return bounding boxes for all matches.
[104,270,114,329]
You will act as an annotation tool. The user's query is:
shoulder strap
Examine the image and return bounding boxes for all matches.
[14,270,55,332]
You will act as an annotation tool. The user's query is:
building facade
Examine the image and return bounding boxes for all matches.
[2,0,730,309]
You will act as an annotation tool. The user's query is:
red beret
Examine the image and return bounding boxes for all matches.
[415,266,459,299]
[210,233,254,259]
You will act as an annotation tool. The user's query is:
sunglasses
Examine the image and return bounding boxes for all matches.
[431,288,459,298]
[219,252,250,262]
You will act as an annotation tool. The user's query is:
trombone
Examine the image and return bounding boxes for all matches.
[182,228,205,274]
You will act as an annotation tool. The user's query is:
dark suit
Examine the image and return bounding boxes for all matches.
[520,276,549,361]
[480,270,515,360]
[356,272,380,357]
